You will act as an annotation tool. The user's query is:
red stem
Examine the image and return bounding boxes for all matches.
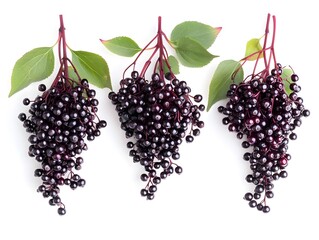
[157,16,165,80]
[123,34,157,79]
[237,14,278,82]
[123,16,172,81]
[66,58,82,82]
[57,34,62,64]
[140,16,165,79]
[268,15,277,70]
[262,14,271,70]
[59,15,69,80]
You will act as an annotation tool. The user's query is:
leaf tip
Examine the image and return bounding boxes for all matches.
[8,86,17,97]
[215,27,222,34]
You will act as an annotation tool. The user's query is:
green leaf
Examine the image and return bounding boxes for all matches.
[207,60,244,111]
[175,37,217,67]
[171,21,221,49]
[70,50,112,89]
[9,47,54,97]
[281,68,293,95]
[162,55,180,74]
[101,36,141,57]
[245,38,263,61]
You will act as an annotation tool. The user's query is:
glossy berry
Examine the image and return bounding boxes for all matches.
[194,94,203,102]
[38,84,46,92]
[175,166,183,174]
[23,98,30,105]
[291,74,299,82]
[57,207,66,215]
[244,193,253,201]
[18,113,26,121]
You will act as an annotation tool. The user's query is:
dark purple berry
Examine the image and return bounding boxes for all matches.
[57,207,66,215]
[38,84,46,92]
[291,74,299,82]
[194,94,203,103]
[23,98,30,105]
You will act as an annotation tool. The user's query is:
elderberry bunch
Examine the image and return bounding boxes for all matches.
[218,64,310,213]
[18,79,106,215]
[109,71,204,199]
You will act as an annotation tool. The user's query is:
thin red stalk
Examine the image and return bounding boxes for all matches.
[252,51,263,77]
[240,47,271,62]
[153,45,170,76]
[236,14,278,82]
[154,59,160,74]
[262,14,271,70]
[57,34,62,64]
[53,65,64,85]
[157,16,165,80]
[59,15,69,80]
[141,16,166,79]
[140,60,153,77]
[162,31,175,48]
[140,47,158,77]
[163,46,175,80]
[233,48,265,81]
[123,34,158,79]
[268,15,277,70]
[124,16,172,82]
[45,64,64,97]
[66,58,82,82]
[263,15,277,80]
[163,45,170,62]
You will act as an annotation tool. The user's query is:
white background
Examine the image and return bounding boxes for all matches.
[0,0,318,239]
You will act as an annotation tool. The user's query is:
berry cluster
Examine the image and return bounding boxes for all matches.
[108,17,205,199]
[109,71,204,199]
[218,63,310,212]
[18,79,106,215]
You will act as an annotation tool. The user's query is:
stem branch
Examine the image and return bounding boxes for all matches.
[123,16,173,81]
[237,14,278,82]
